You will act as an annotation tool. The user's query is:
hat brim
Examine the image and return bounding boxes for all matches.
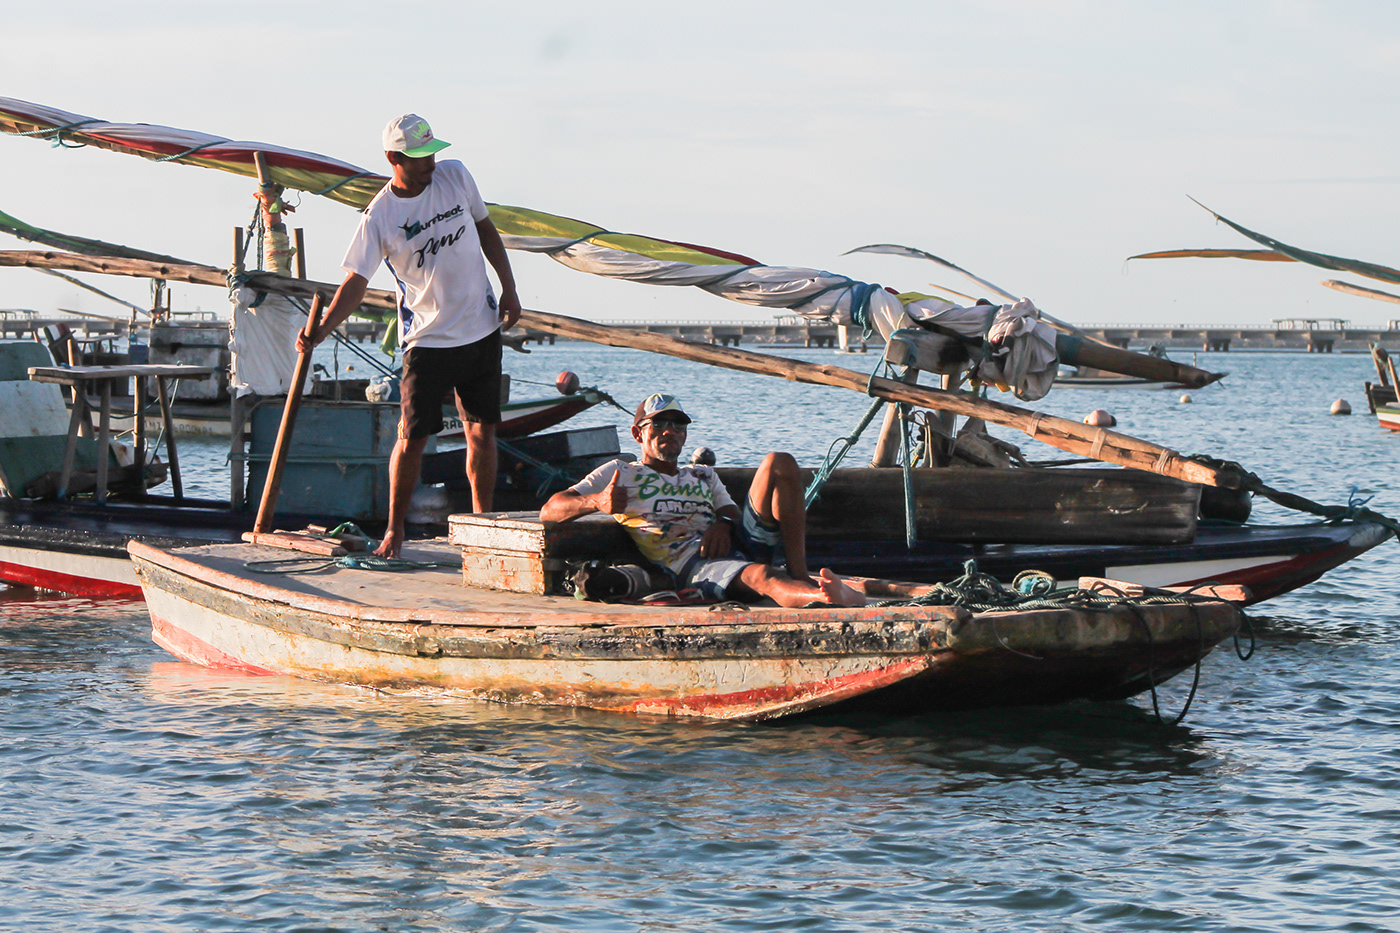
[400,138,451,158]
[637,412,691,426]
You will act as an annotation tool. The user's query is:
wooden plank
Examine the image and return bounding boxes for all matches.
[28,363,219,382]
[240,531,347,557]
[461,551,560,595]
[719,466,1200,544]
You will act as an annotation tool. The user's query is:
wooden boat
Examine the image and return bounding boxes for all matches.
[1054,368,1180,390]
[1054,347,1194,390]
[128,529,1248,721]
[1365,344,1400,429]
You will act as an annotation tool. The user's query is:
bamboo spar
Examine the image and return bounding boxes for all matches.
[0,249,1237,488]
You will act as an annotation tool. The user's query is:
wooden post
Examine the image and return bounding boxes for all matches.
[253,293,325,533]
[155,376,183,501]
[294,228,307,280]
[95,380,111,505]
[233,227,244,274]
[229,392,246,511]
[133,374,148,498]
[871,367,920,467]
[252,151,274,190]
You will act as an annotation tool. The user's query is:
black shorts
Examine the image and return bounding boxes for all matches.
[398,330,503,439]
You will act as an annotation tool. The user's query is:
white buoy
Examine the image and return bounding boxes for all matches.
[1179,394,1193,404]
[1083,409,1117,427]
[1331,398,1352,415]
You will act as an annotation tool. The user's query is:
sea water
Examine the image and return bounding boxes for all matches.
[2,347,1398,932]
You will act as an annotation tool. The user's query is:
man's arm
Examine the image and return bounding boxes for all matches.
[540,471,627,523]
[476,217,521,330]
[699,504,742,558]
[297,271,369,353]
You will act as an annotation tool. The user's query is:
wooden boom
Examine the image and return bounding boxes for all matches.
[0,249,1237,488]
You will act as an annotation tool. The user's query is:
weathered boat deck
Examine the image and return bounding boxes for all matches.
[139,539,960,627]
[130,538,1246,721]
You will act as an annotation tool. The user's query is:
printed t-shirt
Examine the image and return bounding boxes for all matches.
[341,160,496,349]
[568,459,737,575]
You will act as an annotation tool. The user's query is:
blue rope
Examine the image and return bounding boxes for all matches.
[846,281,882,340]
[311,171,375,196]
[155,139,229,162]
[13,119,102,148]
[804,394,886,509]
[900,400,917,548]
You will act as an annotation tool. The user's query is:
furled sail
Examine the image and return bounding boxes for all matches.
[0,97,1224,395]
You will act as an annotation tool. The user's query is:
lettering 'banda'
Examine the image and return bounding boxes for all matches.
[635,472,714,503]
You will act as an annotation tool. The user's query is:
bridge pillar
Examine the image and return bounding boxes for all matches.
[1205,337,1230,352]
[1308,335,1334,353]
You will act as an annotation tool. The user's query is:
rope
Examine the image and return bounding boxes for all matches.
[804,394,886,508]
[156,140,230,162]
[14,118,102,147]
[900,402,916,548]
[877,560,1239,725]
[245,554,456,574]
[1188,454,1400,539]
[311,171,375,196]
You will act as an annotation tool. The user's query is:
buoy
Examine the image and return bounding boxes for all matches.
[1331,398,1352,415]
[1083,409,1116,427]
[556,370,580,395]
[1179,394,1193,404]
[691,446,717,466]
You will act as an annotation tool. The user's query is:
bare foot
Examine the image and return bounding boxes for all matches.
[818,568,866,607]
[373,530,403,559]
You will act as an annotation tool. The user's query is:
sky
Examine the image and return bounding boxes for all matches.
[3,0,1399,328]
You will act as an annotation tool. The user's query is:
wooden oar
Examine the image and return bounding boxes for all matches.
[252,292,324,534]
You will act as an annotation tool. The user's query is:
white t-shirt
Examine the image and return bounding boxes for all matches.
[342,160,497,349]
[569,459,737,575]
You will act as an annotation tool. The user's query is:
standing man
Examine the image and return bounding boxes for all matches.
[299,114,521,557]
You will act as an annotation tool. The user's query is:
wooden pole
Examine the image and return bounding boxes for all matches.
[0,250,1238,488]
[252,151,274,190]
[253,293,324,533]
[294,228,307,279]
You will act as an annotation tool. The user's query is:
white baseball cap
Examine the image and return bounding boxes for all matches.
[382,114,450,157]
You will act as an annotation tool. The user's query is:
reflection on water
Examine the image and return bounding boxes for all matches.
[4,351,1400,930]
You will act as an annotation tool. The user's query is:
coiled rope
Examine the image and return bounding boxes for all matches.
[878,560,1246,725]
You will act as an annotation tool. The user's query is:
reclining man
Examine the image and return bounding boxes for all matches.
[540,393,866,608]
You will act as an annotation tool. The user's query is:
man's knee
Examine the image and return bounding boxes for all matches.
[764,451,800,479]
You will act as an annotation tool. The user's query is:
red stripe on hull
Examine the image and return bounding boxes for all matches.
[621,656,931,720]
[1170,544,1353,602]
[0,559,141,599]
[496,399,592,439]
[150,614,278,675]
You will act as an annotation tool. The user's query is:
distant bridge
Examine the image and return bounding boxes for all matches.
[8,311,1400,354]
[520,317,1400,353]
